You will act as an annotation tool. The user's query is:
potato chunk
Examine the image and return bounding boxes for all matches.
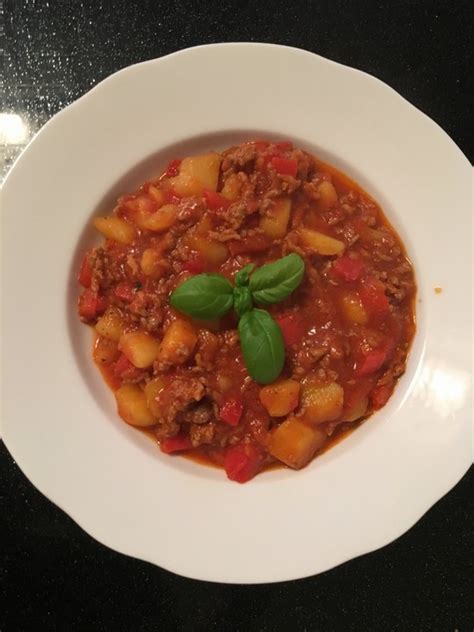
[140,248,166,279]
[93,216,136,244]
[93,336,120,365]
[221,173,241,201]
[259,379,300,416]
[115,384,156,427]
[317,181,338,210]
[186,235,228,265]
[143,204,178,232]
[95,308,126,342]
[341,292,368,324]
[299,228,345,255]
[268,417,327,469]
[169,152,221,196]
[144,377,165,418]
[157,320,198,365]
[119,331,161,368]
[301,380,344,425]
[343,394,368,422]
[260,197,292,239]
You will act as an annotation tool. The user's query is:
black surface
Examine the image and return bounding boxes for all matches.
[1,1,473,630]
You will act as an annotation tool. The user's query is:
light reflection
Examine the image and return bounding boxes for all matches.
[413,362,471,418]
[0,113,30,145]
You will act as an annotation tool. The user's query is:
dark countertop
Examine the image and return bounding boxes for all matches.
[1,1,472,630]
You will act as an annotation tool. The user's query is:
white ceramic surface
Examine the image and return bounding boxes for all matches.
[1,43,472,583]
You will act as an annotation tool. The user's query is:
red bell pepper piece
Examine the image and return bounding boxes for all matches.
[78,251,93,288]
[270,156,298,177]
[251,140,270,151]
[224,443,264,483]
[115,282,135,303]
[355,347,388,376]
[183,253,206,274]
[113,353,145,382]
[203,189,231,212]
[275,312,306,346]
[219,397,244,426]
[370,384,393,410]
[164,187,182,205]
[332,255,365,282]
[228,234,271,256]
[360,277,390,316]
[274,140,294,152]
[78,290,107,320]
[160,432,192,453]
[163,158,182,178]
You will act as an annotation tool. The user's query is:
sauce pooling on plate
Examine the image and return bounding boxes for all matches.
[77,140,416,482]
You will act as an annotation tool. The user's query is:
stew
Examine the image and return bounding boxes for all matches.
[77,140,416,482]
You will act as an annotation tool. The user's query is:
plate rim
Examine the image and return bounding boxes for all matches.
[1,42,472,583]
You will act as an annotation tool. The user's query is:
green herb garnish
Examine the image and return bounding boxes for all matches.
[170,253,305,383]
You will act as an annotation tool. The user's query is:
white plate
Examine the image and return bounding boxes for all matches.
[1,43,472,583]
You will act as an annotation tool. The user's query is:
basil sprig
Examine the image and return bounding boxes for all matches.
[238,309,285,384]
[249,254,304,305]
[170,253,305,383]
[170,273,233,319]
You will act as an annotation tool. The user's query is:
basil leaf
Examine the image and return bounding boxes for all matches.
[170,273,233,319]
[249,253,304,305]
[238,309,285,384]
[234,286,253,317]
[235,263,255,287]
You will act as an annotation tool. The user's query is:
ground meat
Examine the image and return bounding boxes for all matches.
[91,247,125,291]
[179,400,213,425]
[222,144,258,170]
[159,377,206,423]
[334,222,359,246]
[154,421,180,441]
[177,197,206,222]
[303,181,321,201]
[292,343,329,376]
[195,330,220,370]
[208,228,242,242]
[128,291,163,332]
[220,329,239,348]
[189,421,217,447]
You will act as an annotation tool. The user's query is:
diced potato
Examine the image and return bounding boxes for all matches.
[343,394,368,422]
[341,292,368,324]
[299,228,345,255]
[124,194,160,230]
[216,373,233,393]
[260,197,292,239]
[143,204,178,232]
[195,215,213,236]
[94,216,136,244]
[115,384,156,427]
[158,320,198,365]
[95,308,126,342]
[221,173,241,201]
[148,185,165,205]
[169,152,221,196]
[140,248,165,279]
[119,331,161,368]
[301,380,344,425]
[93,336,120,365]
[144,377,165,418]
[268,417,327,469]
[317,181,338,210]
[187,235,228,266]
[259,379,301,417]
[181,152,221,190]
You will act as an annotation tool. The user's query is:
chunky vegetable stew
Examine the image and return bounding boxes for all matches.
[77,140,415,482]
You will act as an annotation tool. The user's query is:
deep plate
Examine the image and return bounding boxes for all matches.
[1,43,471,583]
